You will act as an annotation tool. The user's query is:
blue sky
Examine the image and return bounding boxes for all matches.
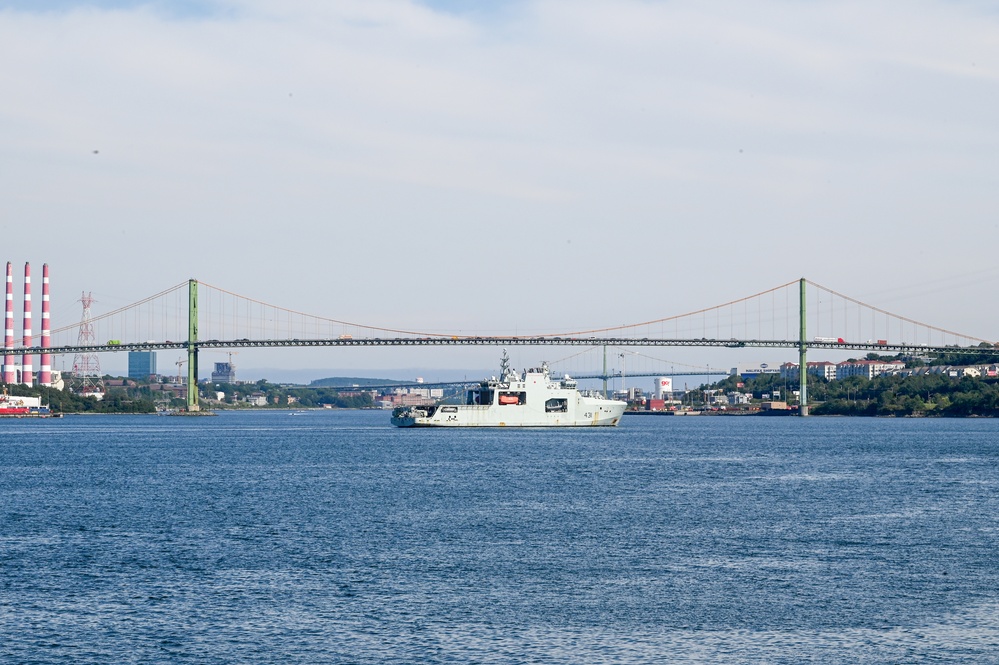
[2,0,998,379]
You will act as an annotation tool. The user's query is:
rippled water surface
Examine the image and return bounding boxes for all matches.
[2,412,998,663]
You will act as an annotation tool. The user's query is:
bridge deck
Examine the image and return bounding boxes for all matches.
[1,337,986,356]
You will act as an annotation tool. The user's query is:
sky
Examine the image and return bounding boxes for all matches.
[2,0,998,381]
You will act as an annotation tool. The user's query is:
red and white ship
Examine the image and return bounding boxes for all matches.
[0,389,52,417]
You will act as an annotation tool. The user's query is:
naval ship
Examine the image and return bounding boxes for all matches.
[391,353,626,428]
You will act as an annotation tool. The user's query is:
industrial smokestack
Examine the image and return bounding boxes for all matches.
[3,262,13,384]
[40,263,51,386]
[22,262,32,385]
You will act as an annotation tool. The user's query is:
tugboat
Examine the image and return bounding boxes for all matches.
[391,352,626,428]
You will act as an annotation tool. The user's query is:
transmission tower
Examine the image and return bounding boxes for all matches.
[71,291,105,399]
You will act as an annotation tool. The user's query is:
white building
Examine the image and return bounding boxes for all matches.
[731,363,780,379]
[780,361,837,381]
[836,359,906,380]
[393,387,444,399]
[727,392,752,405]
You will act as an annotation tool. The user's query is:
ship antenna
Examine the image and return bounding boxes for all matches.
[500,348,510,378]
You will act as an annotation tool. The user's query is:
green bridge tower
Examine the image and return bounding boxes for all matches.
[798,277,808,417]
[187,278,199,412]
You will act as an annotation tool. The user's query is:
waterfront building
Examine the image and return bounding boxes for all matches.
[731,363,781,379]
[727,391,752,405]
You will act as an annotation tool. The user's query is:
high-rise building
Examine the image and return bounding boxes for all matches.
[212,362,236,383]
[128,351,158,380]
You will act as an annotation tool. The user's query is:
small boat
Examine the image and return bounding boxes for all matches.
[391,353,626,428]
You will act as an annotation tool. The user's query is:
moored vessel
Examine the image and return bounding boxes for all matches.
[0,388,54,417]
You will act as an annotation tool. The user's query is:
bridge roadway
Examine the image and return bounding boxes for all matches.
[1,337,986,357]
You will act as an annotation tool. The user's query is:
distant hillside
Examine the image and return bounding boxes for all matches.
[309,377,409,388]
[239,367,495,384]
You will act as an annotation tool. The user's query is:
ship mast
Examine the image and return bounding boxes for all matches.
[499,349,511,379]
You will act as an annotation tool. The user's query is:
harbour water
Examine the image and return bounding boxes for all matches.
[2,411,998,663]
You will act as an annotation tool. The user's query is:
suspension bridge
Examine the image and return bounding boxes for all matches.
[3,276,993,414]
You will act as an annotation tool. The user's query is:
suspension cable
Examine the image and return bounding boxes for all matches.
[807,279,989,343]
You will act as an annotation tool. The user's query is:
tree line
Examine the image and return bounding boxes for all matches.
[711,371,999,417]
[2,378,375,414]
[211,380,375,409]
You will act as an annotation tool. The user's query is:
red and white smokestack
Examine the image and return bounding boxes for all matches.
[3,261,14,384]
[22,262,33,385]
[40,263,51,386]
